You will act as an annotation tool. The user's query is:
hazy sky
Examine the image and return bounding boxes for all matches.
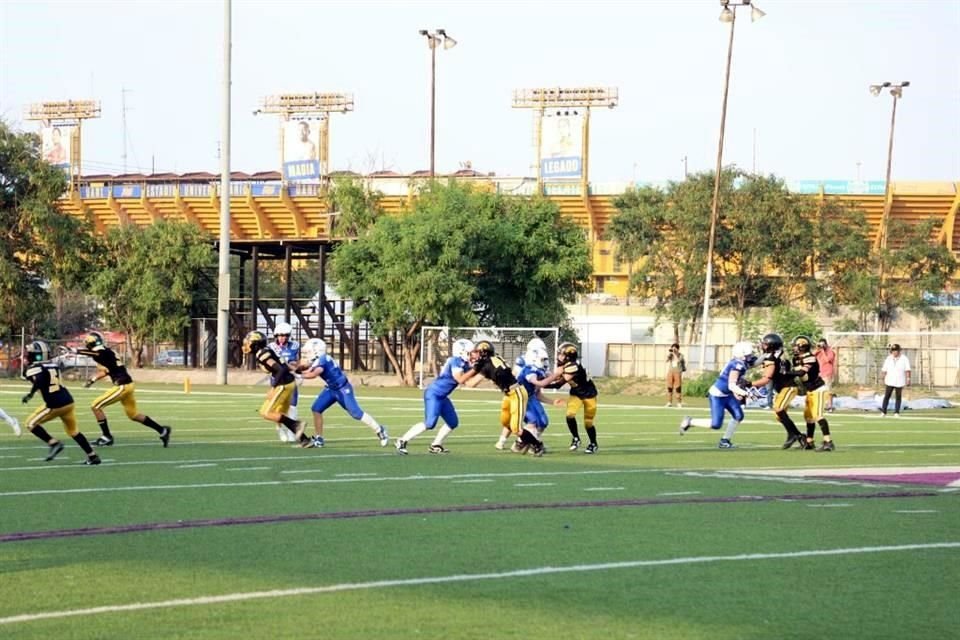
[2,0,958,182]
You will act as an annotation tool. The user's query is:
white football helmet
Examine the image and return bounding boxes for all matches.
[524,347,549,369]
[526,337,547,353]
[732,341,755,360]
[452,339,475,361]
[302,338,327,361]
[274,321,293,337]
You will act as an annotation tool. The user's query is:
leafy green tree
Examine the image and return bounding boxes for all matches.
[328,177,384,238]
[811,200,875,329]
[330,182,592,385]
[87,220,215,366]
[0,120,99,339]
[719,174,815,336]
[876,219,958,331]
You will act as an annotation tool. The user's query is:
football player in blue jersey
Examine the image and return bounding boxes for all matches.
[510,346,552,454]
[396,338,477,454]
[21,340,101,465]
[297,338,389,448]
[679,341,758,449]
[270,322,302,442]
[512,337,548,377]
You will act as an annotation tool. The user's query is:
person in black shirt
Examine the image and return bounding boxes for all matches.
[545,342,600,453]
[22,340,101,465]
[75,331,171,448]
[749,333,807,449]
[467,341,543,456]
[243,330,311,447]
[791,336,833,451]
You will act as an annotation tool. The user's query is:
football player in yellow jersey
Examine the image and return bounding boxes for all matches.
[465,340,544,456]
[242,330,311,447]
[546,342,600,454]
[749,333,807,449]
[76,331,171,448]
[21,340,101,465]
[791,336,834,451]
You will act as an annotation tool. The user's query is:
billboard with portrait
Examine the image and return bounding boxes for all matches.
[41,125,73,172]
[540,113,584,180]
[282,120,321,181]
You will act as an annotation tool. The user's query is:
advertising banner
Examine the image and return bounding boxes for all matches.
[41,125,73,172]
[540,113,584,180]
[282,120,321,181]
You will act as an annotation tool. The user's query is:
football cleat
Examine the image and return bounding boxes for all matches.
[94,435,114,447]
[494,440,506,450]
[718,438,736,449]
[679,416,692,435]
[377,427,390,447]
[428,444,448,454]
[569,437,581,451]
[310,435,325,448]
[584,443,598,454]
[532,443,545,457]
[84,454,102,465]
[160,427,172,448]
[395,439,408,455]
[45,441,65,461]
[800,438,816,450]
[781,433,802,450]
[817,440,835,452]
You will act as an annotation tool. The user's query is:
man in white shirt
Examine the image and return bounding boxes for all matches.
[880,344,911,417]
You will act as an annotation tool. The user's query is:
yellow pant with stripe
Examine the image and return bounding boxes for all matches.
[801,388,827,422]
[566,396,598,428]
[260,381,296,417]
[27,403,80,437]
[92,383,139,419]
[499,385,529,435]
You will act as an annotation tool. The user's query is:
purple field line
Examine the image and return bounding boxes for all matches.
[0,490,936,544]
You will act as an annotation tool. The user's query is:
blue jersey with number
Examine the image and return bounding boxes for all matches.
[272,339,300,365]
[710,357,749,397]
[305,353,349,391]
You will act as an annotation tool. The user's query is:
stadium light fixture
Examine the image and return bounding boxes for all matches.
[421,29,457,177]
[699,0,765,373]
[870,81,910,251]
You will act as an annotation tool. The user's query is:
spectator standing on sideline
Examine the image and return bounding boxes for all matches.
[880,344,911,417]
[815,338,837,412]
[665,343,686,408]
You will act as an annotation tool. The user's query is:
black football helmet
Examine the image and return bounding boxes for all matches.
[85,331,105,350]
[557,342,579,364]
[242,330,267,354]
[792,335,812,355]
[25,340,50,363]
[760,333,783,354]
[474,340,495,358]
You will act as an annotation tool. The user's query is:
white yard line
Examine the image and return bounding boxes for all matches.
[0,468,663,498]
[1,542,956,626]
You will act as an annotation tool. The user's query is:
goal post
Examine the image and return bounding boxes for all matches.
[824,330,960,392]
[418,326,560,389]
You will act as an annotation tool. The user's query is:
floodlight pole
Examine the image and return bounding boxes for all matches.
[698,7,737,373]
[698,0,763,373]
[216,0,232,384]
